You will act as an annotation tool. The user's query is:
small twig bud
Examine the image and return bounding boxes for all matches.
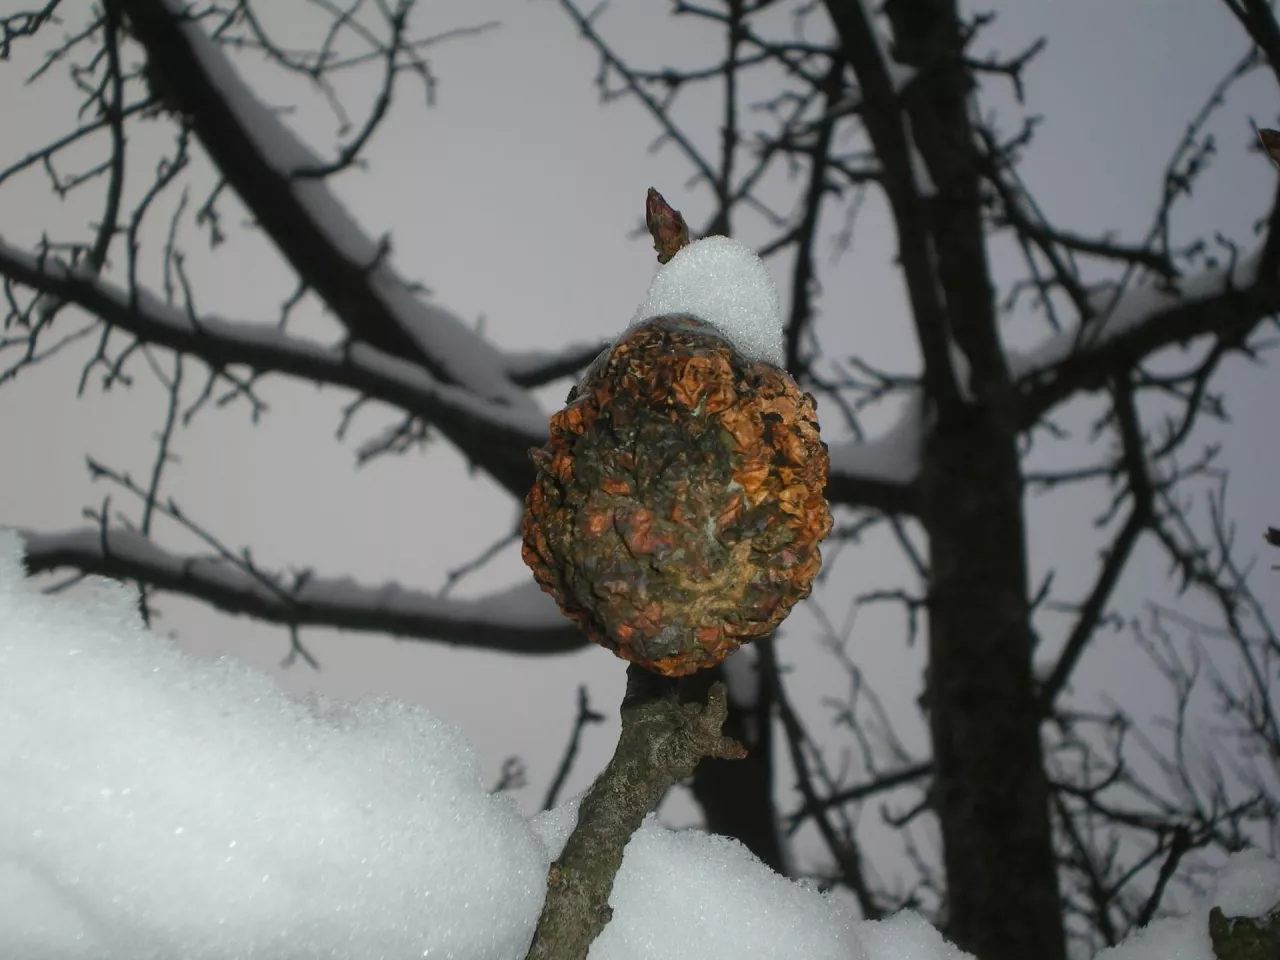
[645,187,691,264]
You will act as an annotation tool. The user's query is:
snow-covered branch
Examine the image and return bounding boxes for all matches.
[1013,249,1277,425]
[826,453,920,514]
[120,0,532,410]
[20,527,585,655]
[504,341,610,388]
[826,252,1277,505]
[826,391,924,498]
[1,239,923,524]
[0,240,546,496]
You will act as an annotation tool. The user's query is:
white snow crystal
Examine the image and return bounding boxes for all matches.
[0,529,548,960]
[632,235,784,367]
[529,792,584,858]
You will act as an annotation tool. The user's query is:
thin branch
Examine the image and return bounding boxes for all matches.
[525,668,744,960]
[1040,378,1154,706]
[786,761,932,830]
[20,525,585,654]
[542,685,607,812]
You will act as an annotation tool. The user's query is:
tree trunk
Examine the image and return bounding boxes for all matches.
[921,406,1065,960]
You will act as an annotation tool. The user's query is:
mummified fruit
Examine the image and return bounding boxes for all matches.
[521,315,832,676]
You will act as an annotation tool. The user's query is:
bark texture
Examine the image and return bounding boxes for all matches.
[922,412,1063,960]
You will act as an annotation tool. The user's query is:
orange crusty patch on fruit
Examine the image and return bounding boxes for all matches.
[521,315,833,676]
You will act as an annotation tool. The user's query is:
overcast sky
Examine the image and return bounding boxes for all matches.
[1,0,1277,891]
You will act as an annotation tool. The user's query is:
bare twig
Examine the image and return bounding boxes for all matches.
[542,686,607,812]
[524,667,744,960]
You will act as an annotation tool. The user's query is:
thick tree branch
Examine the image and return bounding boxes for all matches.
[116,0,527,408]
[19,526,586,654]
[0,240,544,496]
[1016,273,1279,428]
[887,0,1010,412]
[825,468,919,515]
[505,342,609,388]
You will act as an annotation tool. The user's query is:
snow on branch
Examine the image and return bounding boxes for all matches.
[826,392,924,492]
[819,386,923,515]
[0,240,547,496]
[826,249,1274,506]
[1,236,922,516]
[826,450,920,515]
[504,341,611,387]
[20,526,584,655]
[1013,247,1274,423]
[122,0,534,412]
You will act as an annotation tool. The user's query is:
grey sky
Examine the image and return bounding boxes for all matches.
[0,0,1276,891]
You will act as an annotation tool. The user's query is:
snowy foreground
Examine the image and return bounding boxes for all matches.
[0,527,1276,960]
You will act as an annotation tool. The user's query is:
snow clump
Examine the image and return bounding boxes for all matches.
[632,235,784,368]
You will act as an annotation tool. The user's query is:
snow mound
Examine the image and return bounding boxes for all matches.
[6,525,1278,960]
[859,912,974,960]
[534,802,939,960]
[0,529,548,960]
[633,235,784,367]
[0,524,964,960]
[594,818,871,960]
[1095,849,1280,960]
[1213,848,1280,918]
